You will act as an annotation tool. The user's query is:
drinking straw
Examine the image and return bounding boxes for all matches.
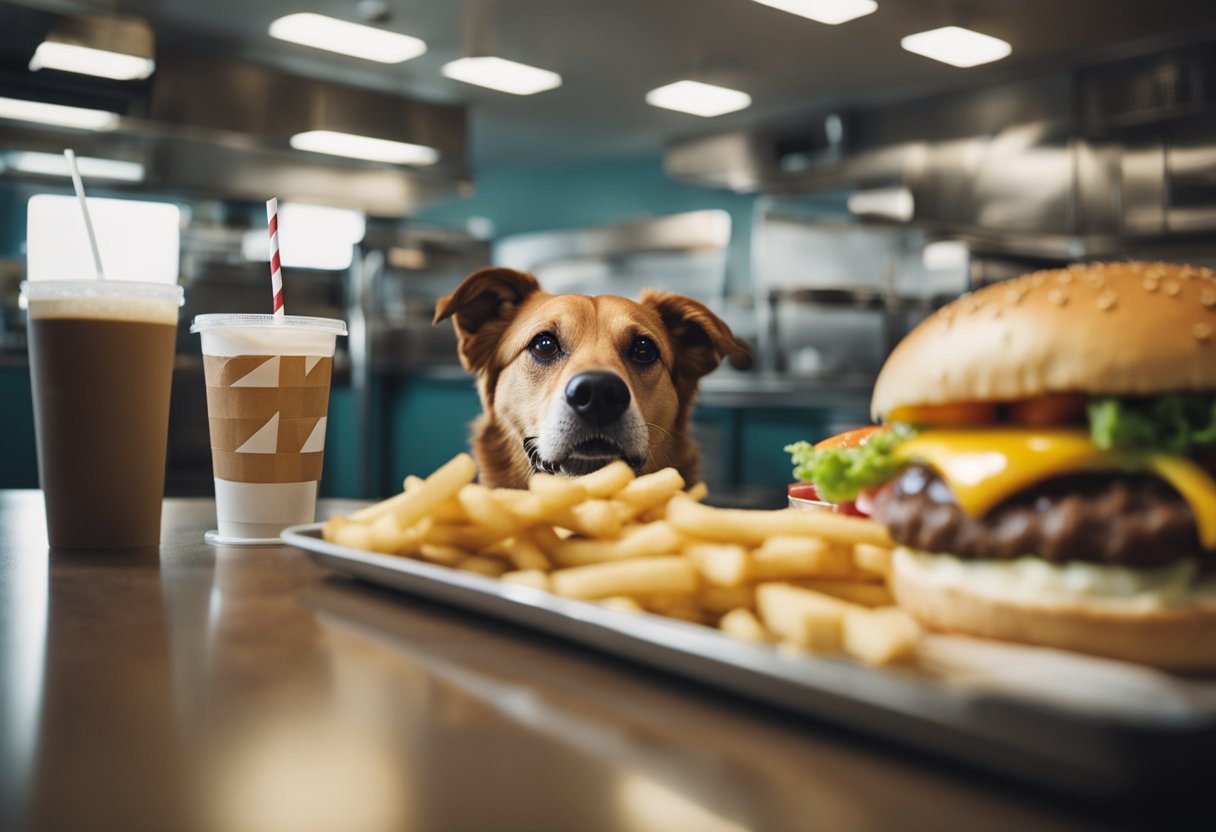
[266,198,285,320]
[64,149,106,280]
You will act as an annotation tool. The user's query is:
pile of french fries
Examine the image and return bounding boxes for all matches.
[323,453,920,666]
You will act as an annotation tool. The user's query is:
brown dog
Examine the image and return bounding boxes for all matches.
[434,268,752,488]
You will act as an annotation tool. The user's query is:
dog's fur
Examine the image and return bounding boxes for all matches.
[434,268,751,488]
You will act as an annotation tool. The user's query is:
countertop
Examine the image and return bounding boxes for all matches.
[0,491,1182,832]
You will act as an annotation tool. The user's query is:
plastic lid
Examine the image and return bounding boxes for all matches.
[190,313,348,336]
[20,280,184,308]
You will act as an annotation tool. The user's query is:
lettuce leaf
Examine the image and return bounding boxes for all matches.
[1088,394,1216,455]
[785,425,915,503]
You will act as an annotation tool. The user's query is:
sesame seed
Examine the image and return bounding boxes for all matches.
[1004,288,1023,304]
[1056,272,1073,284]
[1048,289,1068,306]
[1143,278,1159,292]
[1096,292,1117,311]
[1164,281,1181,297]
[1195,323,1213,342]
[1202,289,1216,308]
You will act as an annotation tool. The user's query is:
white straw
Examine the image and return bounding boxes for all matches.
[64,149,106,281]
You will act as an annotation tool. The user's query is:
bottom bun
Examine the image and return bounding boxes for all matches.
[891,548,1216,672]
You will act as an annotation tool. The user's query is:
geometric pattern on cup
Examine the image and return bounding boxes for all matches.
[211,450,324,483]
[202,353,334,483]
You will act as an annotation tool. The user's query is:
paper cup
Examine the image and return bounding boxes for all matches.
[191,314,347,545]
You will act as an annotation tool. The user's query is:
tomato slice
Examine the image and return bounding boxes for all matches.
[813,425,884,451]
[1008,393,1088,426]
[788,483,821,501]
[888,402,998,426]
[834,500,867,517]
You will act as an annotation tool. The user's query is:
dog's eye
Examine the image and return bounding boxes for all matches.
[529,332,561,362]
[629,336,659,365]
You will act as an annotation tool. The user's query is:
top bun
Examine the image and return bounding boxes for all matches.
[872,261,1216,419]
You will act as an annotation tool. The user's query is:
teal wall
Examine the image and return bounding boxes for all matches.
[416,154,758,292]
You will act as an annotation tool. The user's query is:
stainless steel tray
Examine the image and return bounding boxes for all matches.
[284,522,1216,799]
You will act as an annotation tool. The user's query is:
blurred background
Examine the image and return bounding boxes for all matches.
[1,0,1215,506]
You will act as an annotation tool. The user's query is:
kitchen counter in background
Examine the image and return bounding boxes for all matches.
[0,491,1182,832]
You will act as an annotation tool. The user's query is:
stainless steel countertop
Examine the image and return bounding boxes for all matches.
[0,491,1157,831]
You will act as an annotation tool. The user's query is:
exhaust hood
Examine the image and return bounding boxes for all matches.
[666,42,1216,253]
[0,15,469,216]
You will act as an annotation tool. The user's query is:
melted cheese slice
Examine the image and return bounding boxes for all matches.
[895,429,1216,550]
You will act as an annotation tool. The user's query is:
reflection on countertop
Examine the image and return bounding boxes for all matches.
[0,492,1122,832]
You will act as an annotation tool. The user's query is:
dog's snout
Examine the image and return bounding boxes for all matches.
[565,372,630,426]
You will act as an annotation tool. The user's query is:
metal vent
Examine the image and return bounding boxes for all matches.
[1081,54,1212,130]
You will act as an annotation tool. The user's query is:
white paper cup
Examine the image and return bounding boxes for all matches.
[190,314,347,545]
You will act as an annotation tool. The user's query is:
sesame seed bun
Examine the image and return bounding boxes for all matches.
[871,262,1216,420]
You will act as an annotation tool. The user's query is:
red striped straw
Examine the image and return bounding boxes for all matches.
[266,198,285,319]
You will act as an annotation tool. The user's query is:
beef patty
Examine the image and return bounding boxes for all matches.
[872,466,1206,567]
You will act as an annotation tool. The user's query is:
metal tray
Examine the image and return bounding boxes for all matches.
[284,523,1216,799]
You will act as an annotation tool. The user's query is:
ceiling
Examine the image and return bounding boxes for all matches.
[5,0,1216,170]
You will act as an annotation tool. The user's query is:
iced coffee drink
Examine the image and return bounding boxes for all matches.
[23,280,184,549]
[191,314,347,544]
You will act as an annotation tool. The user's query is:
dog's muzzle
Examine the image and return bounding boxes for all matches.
[526,371,648,477]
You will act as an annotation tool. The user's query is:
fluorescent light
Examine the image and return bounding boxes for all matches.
[847,187,914,221]
[441,57,562,95]
[901,26,1011,68]
[268,13,426,63]
[7,151,144,182]
[241,203,366,271]
[645,81,751,118]
[750,0,877,25]
[0,96,118,131]
[289,130,439,166]
[27,195,180,284]
[30,41,154,80]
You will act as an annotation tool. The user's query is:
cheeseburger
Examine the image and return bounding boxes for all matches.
[788,261,1216,670]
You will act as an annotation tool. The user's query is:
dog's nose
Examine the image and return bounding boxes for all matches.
[565,372,630,426]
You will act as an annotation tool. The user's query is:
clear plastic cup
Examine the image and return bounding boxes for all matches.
[22,280,184,549]
[190,314,347,545]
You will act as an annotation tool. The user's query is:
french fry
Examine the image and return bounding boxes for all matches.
[843,607,920,666]
[575,459,635,497]
[552,556,698,600]
[616,468,685,512]
[457,484,520,539]
[599,596,644,613]
[854,543,894,577]
[332,521,373,551]
[685,543,751,587]
[698,584,756,614]
[552,499,623,539]
[458,555,509,577]
[552,521,683,567]
[423,524,506,551]
[753,536,854,580]
[418,544,468,565]
[383,453,478,529]
[686,482,709,502]
[667,495,893,548]
[720,608,771,642]
[501,569,551,591]
[368,513,429,555]
[484,537,552,571]
[527,524,564,556]
[756,583,856,652]
[794,579,895,608]
[404,475,424,492]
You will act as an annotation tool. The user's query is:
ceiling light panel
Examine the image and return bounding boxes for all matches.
[900,26,1012,68]
[289,130,440,166]
[751,0,877,25]
[441,57,562,95]
[30,42,154,81]
[645,81,752,117]
[0,96,119,131]
[268,13,426,63]
[7,151,145,182]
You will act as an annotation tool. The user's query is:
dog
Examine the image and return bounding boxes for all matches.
[434,268,752,489]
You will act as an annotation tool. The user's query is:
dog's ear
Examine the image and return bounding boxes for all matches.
[640,290,753,385]
[435,268,541,372]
